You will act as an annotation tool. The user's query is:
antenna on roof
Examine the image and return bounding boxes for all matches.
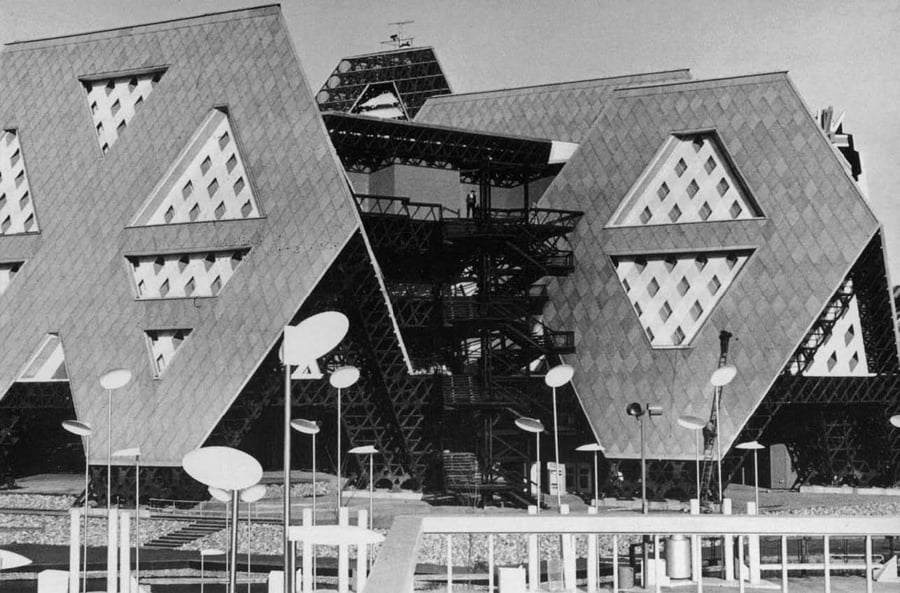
[382,20,414,49]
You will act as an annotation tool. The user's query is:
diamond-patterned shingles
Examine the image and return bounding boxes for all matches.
[537,73,879,459]
[0,7,359,465]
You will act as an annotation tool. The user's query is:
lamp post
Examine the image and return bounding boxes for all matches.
[208,487,231,575]
[282,312,349,593]
[514,417,545,513]
[735,441,765,510]
[330,366,360,511]
[348,445,379,531]
[677,415,706,502]
[111,447,141,589]
[199,548,225,593]
[99,369,132,510]
[575,442,604,508]
[626,402,662,514]
[710,365,737,503]
[290,419,321,524]
[545,364,574,510]
[240,484,267,593]
[62,420,92,593]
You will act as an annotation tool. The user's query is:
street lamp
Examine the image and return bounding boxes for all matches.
[199,548,225,593]
[290,419,321,525]
[62,419,92,593]
[545,364,574,510]
[676,415,706,502]
[183,446,263,593]
[735,441,765,510]
[283,311,349,593]
[99,368,132,510]
[348,445,379,531]
[575,442,604,508]
[112,447,141,589]
[330,365,360,511]
[514,417,545,513]
[626,402,662,514]
[890,415,900,428]
[240,484,267,593]
[710,364,737,503]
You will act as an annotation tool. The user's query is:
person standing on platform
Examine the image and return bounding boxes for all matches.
[466,190,477,217]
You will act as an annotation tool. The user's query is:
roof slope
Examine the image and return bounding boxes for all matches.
[0,6,359,465]
[537,73,879,459]
[415,70,691,142]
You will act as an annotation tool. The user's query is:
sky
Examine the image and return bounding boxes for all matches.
[2,0,898,283]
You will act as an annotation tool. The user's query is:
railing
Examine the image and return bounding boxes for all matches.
[364,512,900,593]
[354,193,443,221]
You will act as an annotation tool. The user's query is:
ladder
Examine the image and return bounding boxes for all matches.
[700,331,733,504]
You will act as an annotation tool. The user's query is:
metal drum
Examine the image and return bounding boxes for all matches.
[665,534,692,579]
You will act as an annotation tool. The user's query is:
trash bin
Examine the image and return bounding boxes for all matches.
[496,566,526,593]
[665,534,692,580]
[617,565,634,589]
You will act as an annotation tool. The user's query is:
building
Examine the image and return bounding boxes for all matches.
[0,6,896,502]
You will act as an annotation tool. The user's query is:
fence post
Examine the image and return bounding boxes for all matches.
[781,536,788,593]
[107,506,118,593]
[527,505,538,592]
[586,507,598,593]
[653,534,661,593]
[612,534,619,593]
[722,498,734,581]
[69,508,80,593]
[690,499,703,593]
[446,533,453,593]
[488,534,495,593]
[119,511,130,593]
[737,535,745,593]
[356,510,367,593]
[301,509,312,593]
[338,507,349,593]
[865,535,873,593]
[823,534,830,593]
[560,505,576,592]
[746,502,760,584]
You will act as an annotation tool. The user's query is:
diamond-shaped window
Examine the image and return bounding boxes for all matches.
[801,292,869,377]
[127,248,250,299]
[608,132,763,227]
[0,130,40,235]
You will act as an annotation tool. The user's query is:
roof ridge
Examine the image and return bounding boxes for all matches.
[3,4,281,50]
[614,71,791,94]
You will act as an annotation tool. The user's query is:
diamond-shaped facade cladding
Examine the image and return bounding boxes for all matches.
[145,329,191,377]
[128,250,249,299]
[0,130,38,234]
[535,73,881,460]
[0,7,360,466]
[609,133,763,227]
[800,295,868,376]
[131,108,261,226]
[0,261,22,294]
[613,250,752,347]
[18,334,67,382]
[82,69,164,154]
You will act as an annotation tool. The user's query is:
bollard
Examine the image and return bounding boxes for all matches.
[107,507,118,593]
[355,510,367,593]
[527,505,538,592]
[560,505,576,592]
[746,502,760,584]
[119,511,130,593]
[586,506,598,593]
[69,508,80,593]
[722,498,734,581]
[338,507,349,593]
[301,509,312,593]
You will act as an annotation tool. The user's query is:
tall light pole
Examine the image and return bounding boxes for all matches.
[515,417,545,513]
[283,311,349,593]
[290,419,321,525]
[240,484,267,593]
[735,441,765,510]
[112,447,141,589]
[575,442,604,508]
[99,369,132,510]
[545,364,574,510]
[208,487,231,575]
[62,420,92,593]
[677,415,706,502]
[626,403,662,514]
[330,365,360,511]
[710,365,737,503]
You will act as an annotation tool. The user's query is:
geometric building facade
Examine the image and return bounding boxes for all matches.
[1,6,897,501]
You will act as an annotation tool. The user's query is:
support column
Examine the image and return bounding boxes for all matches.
[586,506,598,593]
[119,512,131,593]
[69,508,80,593]
[746,502,760,584]
[722,498,734,581]
[107,507,118,593]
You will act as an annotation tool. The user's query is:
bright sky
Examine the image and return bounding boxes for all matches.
[2,0,898,283]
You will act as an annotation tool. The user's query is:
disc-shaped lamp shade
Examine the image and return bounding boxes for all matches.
[575,443,605,453]
[348,445,379,455]
[99,368,133,390]
[626,402,644,417]
[183,447,263,491]
[330,365,360,389]
[735,440,765,450]
[112,447,141,458]
[0,549,32,570]
[288,525,385,546]
[677,415,706,431]
[710,365,737,387]
[890,415,900,428]
[200,548,225,557]
[283,311,349,366]
[208,487,230,502]
[290,419,321,435]
[515,417,545,434]
[62,420,93,437]
[544,364,574,388]
[240,484,267,503]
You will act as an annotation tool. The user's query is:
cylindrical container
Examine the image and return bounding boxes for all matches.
[666,534,692,580]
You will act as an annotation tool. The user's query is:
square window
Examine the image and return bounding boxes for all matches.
[699,202,712,221]
[639,206,653,224]
[686,179,699,198]
[675,158,687,177]
[708,275,721,295]
[657,182,670,200]
[704,156,717,174]
[690,300,704,321]
[668,204,682,223]
[717,178,730,196]
[677,276,690,296]
[648,277,660,297]
[659,301,672,322]
[672,326,686,345]
[729,201,743,218]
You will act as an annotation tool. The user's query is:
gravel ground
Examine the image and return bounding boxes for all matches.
[0,512,190,546]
